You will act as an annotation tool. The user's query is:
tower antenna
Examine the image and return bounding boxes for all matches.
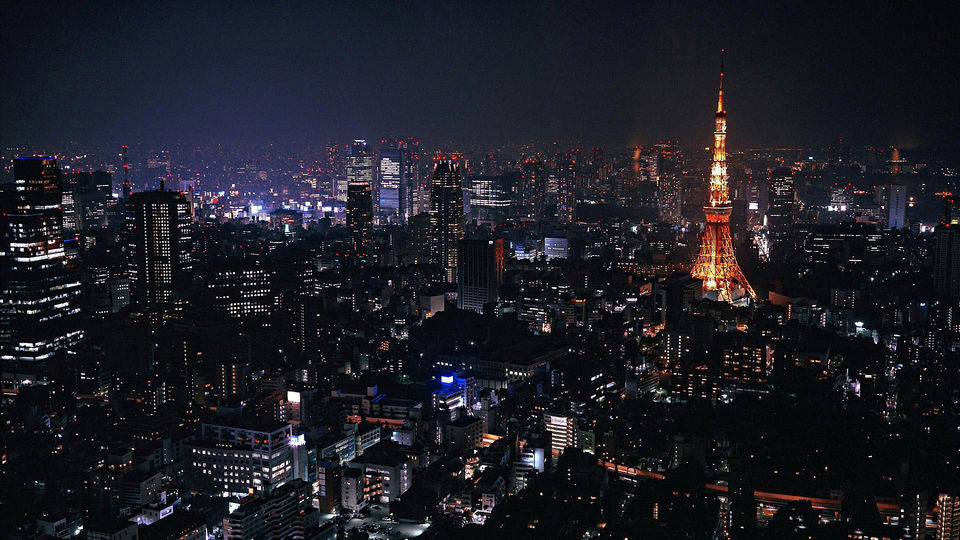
[122,145,131,202]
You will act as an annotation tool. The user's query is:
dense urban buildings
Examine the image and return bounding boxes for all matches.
[2,7,960,540]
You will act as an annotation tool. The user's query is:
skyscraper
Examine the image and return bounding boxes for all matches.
[0,158,84,362]
[378,145,404,224]
[65,171,112,234]
[887,183,906,230]
[468,174,511,224]
[401,139,420,222]
[766,167,796,248]
[344,140,374,203]
[346,181,373,262]
[520,160,546,222]
[127,190,193,309]
[429,161,464,280]
[457,238,504,314]
[407,212,432,265]
[690,53,756,304]
[934,196,960,298]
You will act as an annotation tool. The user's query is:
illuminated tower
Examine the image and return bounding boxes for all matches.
[690,52,756,303]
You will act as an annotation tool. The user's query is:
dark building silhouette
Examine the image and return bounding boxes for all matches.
[934,227,960,298]
[766,167,795,249]
[346,181,373,261]
[0,158,84,362]
[407,212,432,265]
[457,238,504,314]
[429,161,464,280]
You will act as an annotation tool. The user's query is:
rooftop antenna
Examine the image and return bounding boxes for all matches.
[122,145,131,202]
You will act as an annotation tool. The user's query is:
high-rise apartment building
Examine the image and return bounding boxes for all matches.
[0,158,84,362]
[429,162,464,280]
[938,493,960,540]
[126,191,193,308]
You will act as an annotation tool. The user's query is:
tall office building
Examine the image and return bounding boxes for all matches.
[66,171,112,233]
[344,140,374,203]
[543,412,576,459]
[469,175,511,222]
[401,139,420,222]
[208,263,274,324]
[378,145,404,224]
[887,183,906,230]
[126,190,193,308]
[766,167,795,247]
[0,158,84,361]
[346,181,373,261]
[457,239,504,314]
[429,161,464,280]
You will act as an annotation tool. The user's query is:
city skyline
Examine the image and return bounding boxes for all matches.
[3,3,960,540]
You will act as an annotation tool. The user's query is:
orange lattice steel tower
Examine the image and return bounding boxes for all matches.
[690,51,756,304]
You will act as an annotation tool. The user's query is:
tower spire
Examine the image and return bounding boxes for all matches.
[717,49,725,113]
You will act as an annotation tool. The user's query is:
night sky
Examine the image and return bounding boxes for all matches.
[1,1,957,149]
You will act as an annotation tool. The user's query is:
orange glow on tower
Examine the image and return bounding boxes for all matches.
[690,51,756,304]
